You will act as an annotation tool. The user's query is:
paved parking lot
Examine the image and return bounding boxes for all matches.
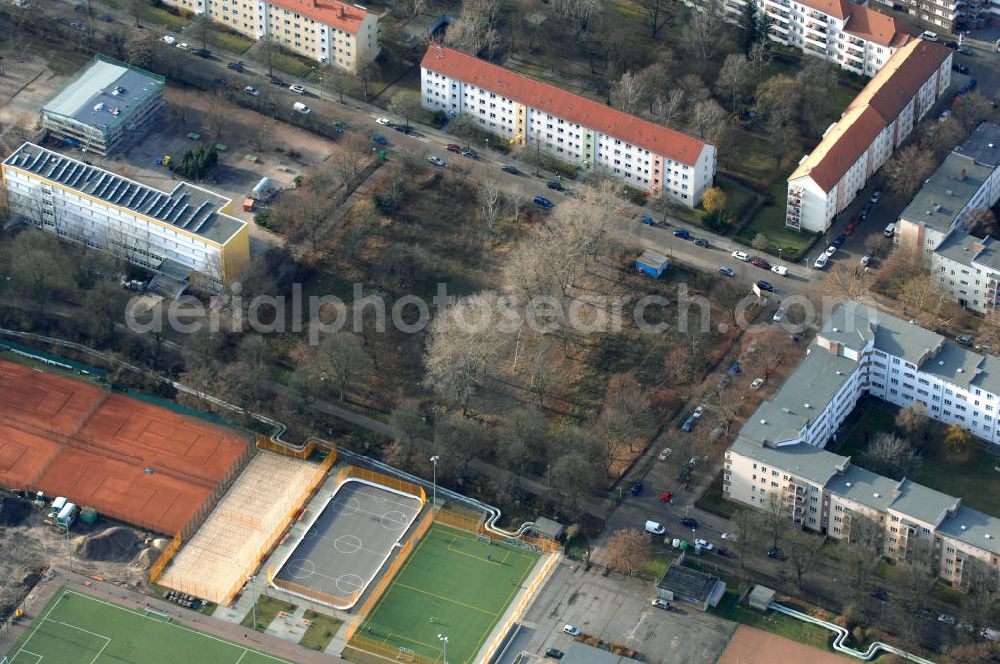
[509,561,734,664]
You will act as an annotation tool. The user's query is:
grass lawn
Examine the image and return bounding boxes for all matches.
[354,525,539,664]
[696,472,742,519]
[270,50,314,79]
[137,4,189,32]
[737,178,819,261]
[209,27,255,55]
[835,403,1000,516]
[240,595,298,632]
[713,589,833,651]
[6,588,293,664]
[299,610,343,651]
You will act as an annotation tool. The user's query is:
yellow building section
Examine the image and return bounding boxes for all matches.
[220,221,251,285]
[514,104,526,145]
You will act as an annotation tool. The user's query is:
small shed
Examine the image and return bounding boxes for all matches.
[529,516,565,542]
[250,176,272,201]
[243,198,256,212]
[636,250,669,278]
[749,585,776,611]
[655,563,726,612]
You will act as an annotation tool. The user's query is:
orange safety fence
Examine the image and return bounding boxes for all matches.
[338,466,427,505]
[255,433,337,463]
[435,506,560,555]
[149,533,182,583]
[268,570,348,607]
[340,505,435,639]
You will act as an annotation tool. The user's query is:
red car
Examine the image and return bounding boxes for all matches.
[446,144,462,153]
[844,224,855,236]
[751,257,771,270]
[661,491,673,503]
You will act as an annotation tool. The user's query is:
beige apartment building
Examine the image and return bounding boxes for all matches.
[161,0,380,72]
[723,303,1000,586]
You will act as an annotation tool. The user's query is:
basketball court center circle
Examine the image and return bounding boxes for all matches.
[381,510,409,531]
[334,534,363,554]
[286,558,315,580]
[336,573,365,594]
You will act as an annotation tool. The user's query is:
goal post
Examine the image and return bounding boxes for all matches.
[143,606,172,622]
[399,647,415,661]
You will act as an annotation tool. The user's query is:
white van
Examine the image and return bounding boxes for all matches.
[920,31,939,42]
[293,102,311,114]
[644,520,665,535]
[883,222,896,238]
[813,253,829,269]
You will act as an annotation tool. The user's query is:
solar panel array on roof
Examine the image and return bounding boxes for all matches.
[4,144,244,244]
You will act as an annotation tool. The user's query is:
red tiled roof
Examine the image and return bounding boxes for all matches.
[790,39,951,191]
[799,0,850,20]
[270,0,369,34]
[420,45,709,166]
[845,5,915,48]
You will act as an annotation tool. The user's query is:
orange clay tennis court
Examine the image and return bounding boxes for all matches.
[0,359,250,534]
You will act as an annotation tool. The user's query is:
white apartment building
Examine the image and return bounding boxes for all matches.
[724,302,1000,584]
[419,45,716,207]
[41,55,165,157]
[872,0,986,33]
[895,124,1000,314]
[2,143,250,292]
[160,0,379,72]
[713,0,915,76]
[786,39,952,232]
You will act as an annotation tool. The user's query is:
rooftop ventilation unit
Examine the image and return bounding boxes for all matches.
[961,524,968,530]
[832,327,839,333]
[845,482,853,487]
[760,419,767,425]
[873,492,880,498]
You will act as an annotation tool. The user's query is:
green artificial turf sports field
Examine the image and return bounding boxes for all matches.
[5,588,292,664]
[354,524,540,663]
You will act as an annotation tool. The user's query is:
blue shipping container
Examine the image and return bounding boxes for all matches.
[636,251,669,278]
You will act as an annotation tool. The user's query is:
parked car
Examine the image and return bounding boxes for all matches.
[289,84,306,94]
[694,538,714,551]
[501,165,519,175]
[563,625,581,636]
[756,279,775,293]
[732,250,750,262]
[773,307,785,322]
[97,12,113,22]
[269,77,286,86]
[243,85,259,96]
[227,61,244,72]
[673,229,691,240]
[716,547,733,558]
[630,482,643,496]
[193,48,211,58]
[376,117,392,125]
[658,447,672,461]
[393,124,413,134]
[719,265,736,277]
[161,35,176,45]
[292,102,311,115]
[944,40,959,49]
[953,63,970,74]
[720,532,734,540]
[444,144,462,153]
[767,546,784,560]
[938,614,956,625]
[546,649,564,659]
[460,149,478,159]
[547,180,564,191]
[751,257,771,270]
[534,196,554,209]
[645,520,666,535]
[640,215,655,225]
[957,335,973,346]
[660,491,673,502]
[843,224,855,236]
[371,134,389,146]
[871,589,888,601]
[176,42,190,51]
[825,245,838,257]
[832,235,846,248]
[814,254,829,269]
[771,265,788,276]
[652,598,670,610]
[694,238,710,248]
[681,417,694,432]
[427,156,446,167]
[680,517,698,528]
[959,46,974,56]
[692,404,705,419]
[750,377,764,390]
[860,255,871,267]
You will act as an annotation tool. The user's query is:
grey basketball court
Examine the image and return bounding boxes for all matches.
[273,479,422,609]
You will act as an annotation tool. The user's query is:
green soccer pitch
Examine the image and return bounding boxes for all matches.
[4,588,293,664]
[353,525,540,664]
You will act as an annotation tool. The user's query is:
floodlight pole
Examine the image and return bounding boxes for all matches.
[65,523,72,572]
[430,455,440,508]
[249,575,258,632]
[438,634,449,664]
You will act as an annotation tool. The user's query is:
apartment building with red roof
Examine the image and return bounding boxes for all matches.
[786,39,951,233]
[707,0,915,77]
[160,0,380,72]
[420,45,716,207]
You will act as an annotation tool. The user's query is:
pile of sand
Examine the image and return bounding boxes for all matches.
[74,527,140,562]
[0,495,32,527]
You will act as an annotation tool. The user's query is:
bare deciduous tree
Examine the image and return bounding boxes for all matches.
[610,71,642,114]
[606,529,651,575]
[691,99,727,141]
[636,0,671,38]
[862,431,922,480]
[716,54,750,113]
[479,173,505,242]
[784,527,824,589]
